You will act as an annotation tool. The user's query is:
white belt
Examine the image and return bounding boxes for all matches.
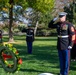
[58,35,69,38]
[26,35,33,37]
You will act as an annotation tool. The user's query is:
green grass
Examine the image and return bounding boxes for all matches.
[0,36,76,75]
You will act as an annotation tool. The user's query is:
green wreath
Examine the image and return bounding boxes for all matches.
[0,43,22,73]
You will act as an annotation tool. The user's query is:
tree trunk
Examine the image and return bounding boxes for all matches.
[34,21,39,36]
[9,0,14,42]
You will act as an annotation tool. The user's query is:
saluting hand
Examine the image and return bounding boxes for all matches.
[53,17,58,21]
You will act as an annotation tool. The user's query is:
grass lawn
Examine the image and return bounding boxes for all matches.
[0,35,76,75]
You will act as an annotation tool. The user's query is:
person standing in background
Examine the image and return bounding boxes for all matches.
[19,24,34,54]
[71,29,76,61]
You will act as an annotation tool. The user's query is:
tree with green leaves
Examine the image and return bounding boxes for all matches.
[64,0,76,25]
[0,0,54,42]
[26,0,55,35]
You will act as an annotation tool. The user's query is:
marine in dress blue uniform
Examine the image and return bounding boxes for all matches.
[48,12,75,75]
[21,25,34,54]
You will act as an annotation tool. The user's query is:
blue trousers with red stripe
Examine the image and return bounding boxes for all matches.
[58,49,70,75]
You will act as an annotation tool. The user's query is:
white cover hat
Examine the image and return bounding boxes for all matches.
[58,12,67,16]
[38,73,54,75]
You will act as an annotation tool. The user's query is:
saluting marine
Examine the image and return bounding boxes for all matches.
[21,24,34,54]
[48,12,75,75]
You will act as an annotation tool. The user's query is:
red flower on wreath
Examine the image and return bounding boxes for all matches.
[18,58,22,64]
[2,52,12,60]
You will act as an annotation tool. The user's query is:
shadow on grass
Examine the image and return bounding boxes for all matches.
[14,43,58,63]
[12,36,59,73]
[12,42,59,74]
[2,36,76,74]
[3,36,59,73]
[20,68,44,72]
[20,68,58,75]
[70,62,76,71]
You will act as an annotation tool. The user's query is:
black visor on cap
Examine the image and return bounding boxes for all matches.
[59,15,65,18]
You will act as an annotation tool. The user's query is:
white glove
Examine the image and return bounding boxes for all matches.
[53,17,58,21]
[68,46,72,50]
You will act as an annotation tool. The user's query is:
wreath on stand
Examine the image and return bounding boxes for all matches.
[0,42,22,73]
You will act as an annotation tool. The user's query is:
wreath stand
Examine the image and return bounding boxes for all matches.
[0,30,22,73]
